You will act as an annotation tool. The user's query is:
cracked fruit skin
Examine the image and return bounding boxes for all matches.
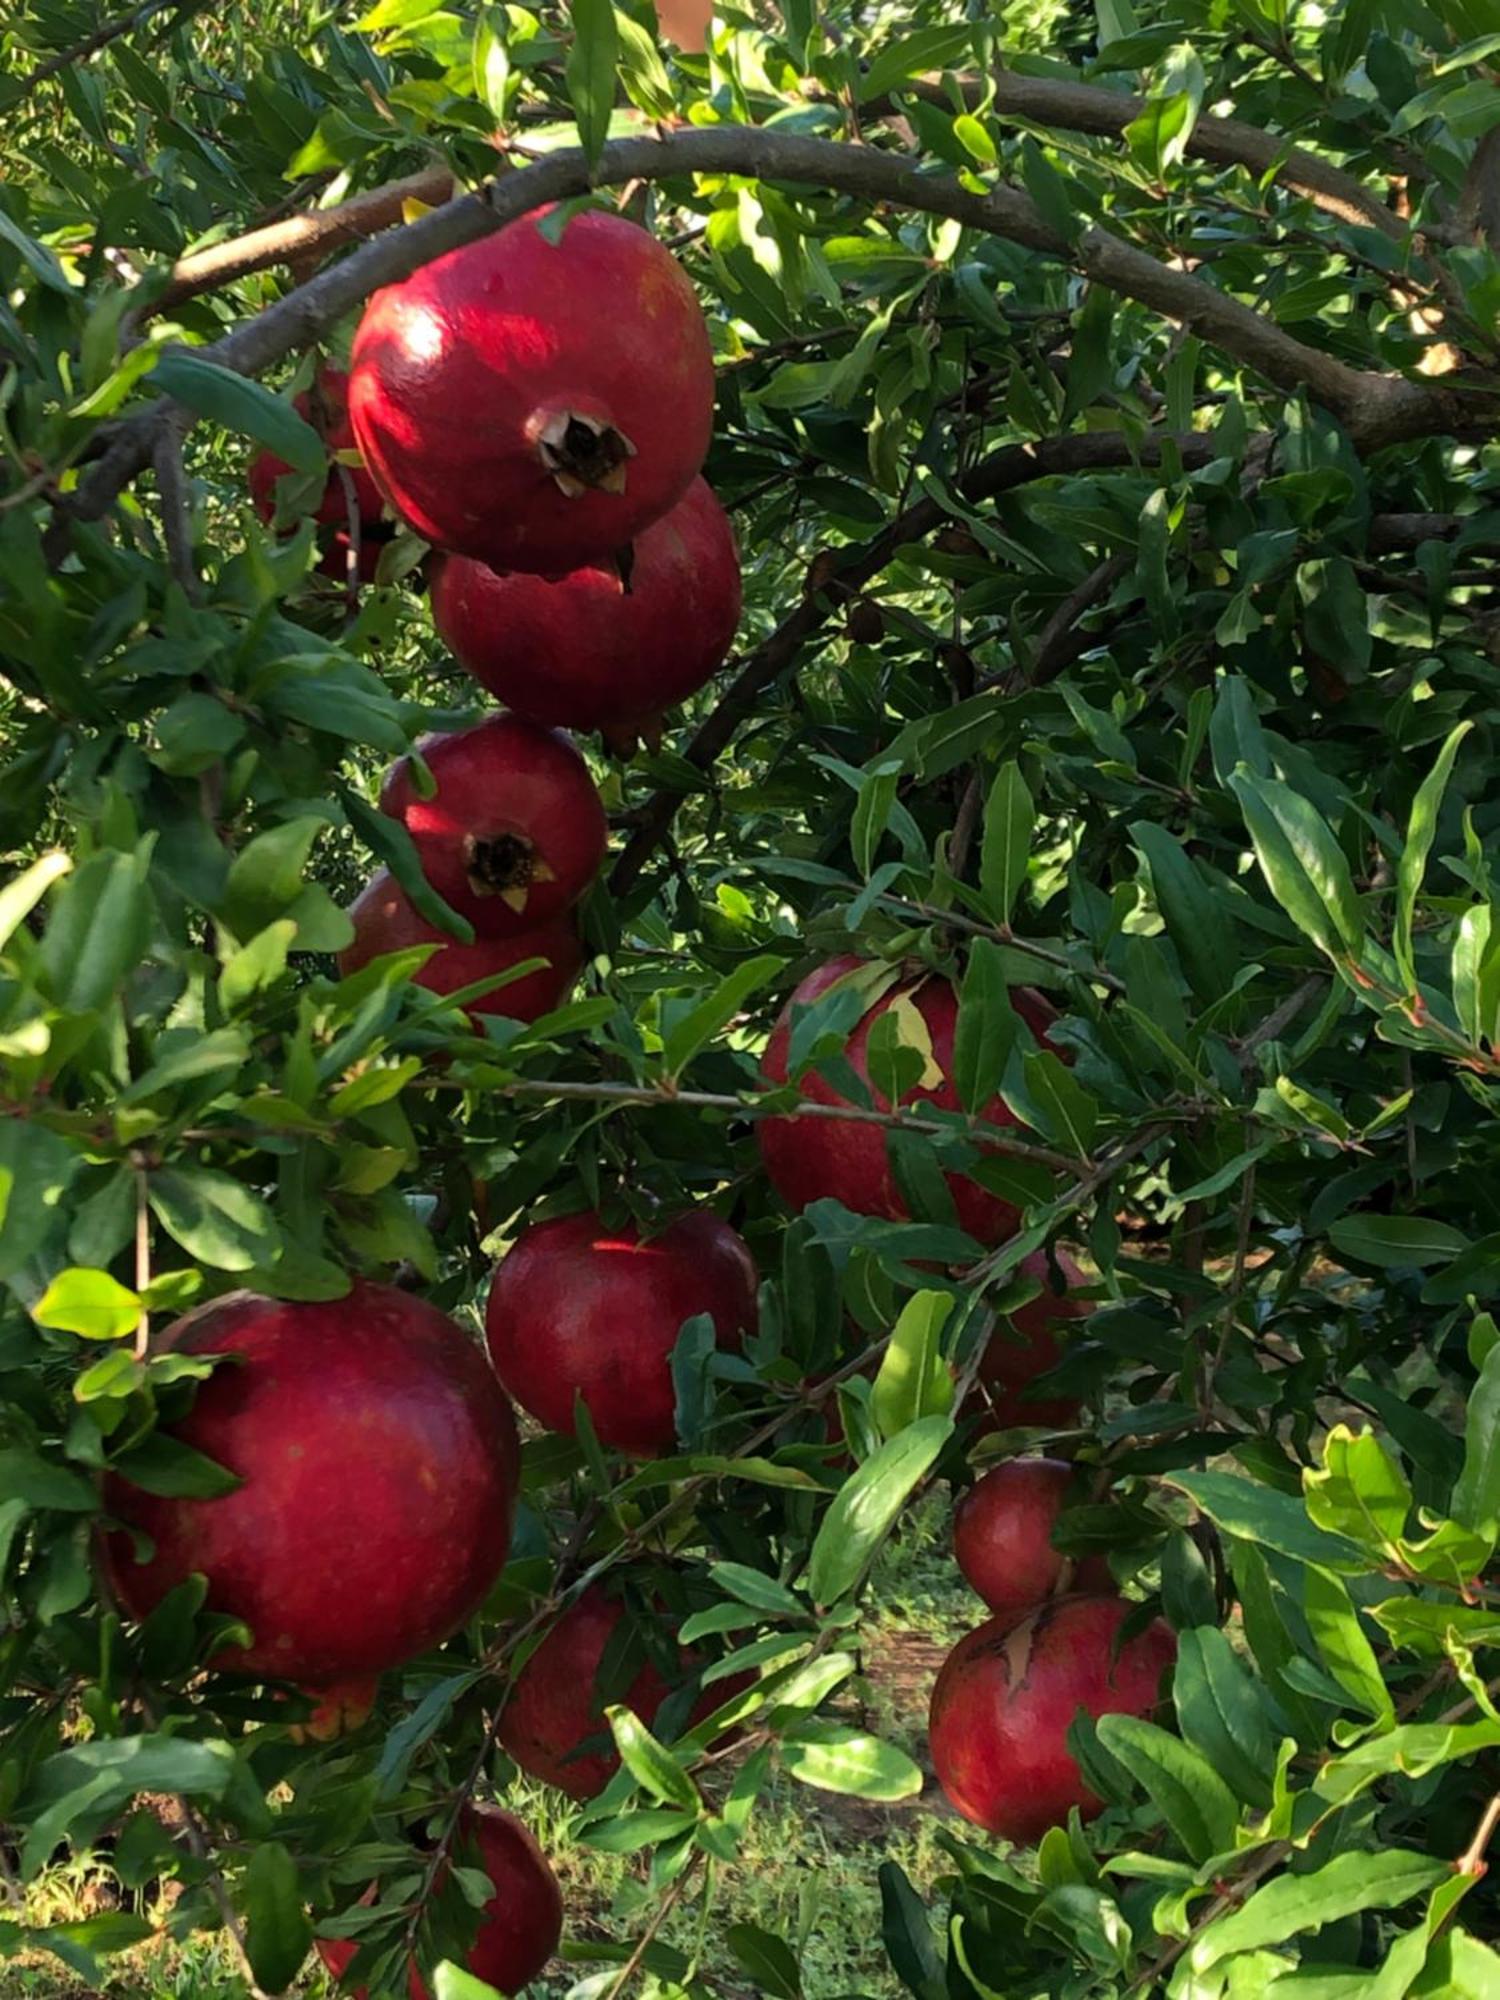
[316,1804,562,1998]
[103,1284,519,1684]
[429,477,742,734]
[976,1248,1088,1432]
[248,365,384,530]
[485,1208,757,1456]
[953,1459,1110,1617]
[757,956,1061,1246]
[929,1595,1176,1843]
[380,715,606,936]
[348,208,714,576]
[340,870,582,1024]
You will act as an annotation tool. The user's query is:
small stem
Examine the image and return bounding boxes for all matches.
[605,1857,700,2000]
[133,1169,151,1360]
[1457,1790,1500,1877]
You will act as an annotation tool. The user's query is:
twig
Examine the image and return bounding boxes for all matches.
[946,771,984,882]
[605,1858,700,2000]
[1019,551,1134,688]
[1457,1790,1500,1877]
[152,415,200,602]
[15,0,179,102]
[133,1168,151,1360]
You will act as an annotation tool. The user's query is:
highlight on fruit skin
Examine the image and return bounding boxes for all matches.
[349,206,715,577]
[927,1594,1177,1844]
[103,1283,520,1685]
[952,1459,1111,1617]
[379,714,607,936]
[429,476,742,736]
[339,869,584,1025]
[484,1207,757,1456]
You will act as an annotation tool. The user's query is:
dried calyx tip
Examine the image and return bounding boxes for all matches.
[464,832,557,911]
[537,410,636,498]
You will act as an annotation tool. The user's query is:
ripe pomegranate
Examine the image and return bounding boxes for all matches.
[499,1583,739,1799]
[953,1460,1110,1616]
[317,1804,562,1998]
[929,1595,1176,1843]
[976,1248,1089,1430]
[248,365,385,530]
[429,477,742,736]
[340,871,583,1024]
[349,209,714,576]
[104,1285,519,1684]
[485,1208,757,1455]
[758,957,1061,1246]
[380,716,606,935]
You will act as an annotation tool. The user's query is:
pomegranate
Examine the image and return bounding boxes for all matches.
[380,716,606,935]
[340,871,583,1024]
[349,208,714,575]
[758,957,1061,1246]
[248,365,385,530]
[429,478,742,735]
[499,1583,739,1799]
[317,1804,561,1998]
[929,1595,1176,1843]
[485,1208,757,1455]
[953,1460,1110,1616]
[976,1248,1089,1430]
[104,1285,519,1684]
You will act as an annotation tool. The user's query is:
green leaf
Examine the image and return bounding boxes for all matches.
[978,762,1033,925]
[1130,822,1234,1003]
[219,921,297,1012]
[780,1720,922,1800]
[879,1861,945,2000]
[1303,1425,1410,1555]
[1020,136,1083,245]
[605,1706,700,1811]
[0,1448,98,1514]
[0,1122,79,1278]
[807,1414,952,1605]
[147,1166,280,1272]
[242,1842,313,1996]
[952,114,997,167]
[33,1269,141,1342]
[0,851,71,954]
[952,941,1019,1114]
[433,1968,504,2000]
[1171,1626,1277,1808]
[1093,1715,1239,1862]
[1189,1851,1449,1971]
[1451,1339,1500,1538]
[1328,1215,1470,1271]
[1230,771,1363,958]
[706,1563,806,1618]
[870,1290,955,1439]
[154,354,325,473]
[614,7,674,119]
[726,1923,802,2000]
[38,845,152,1014]
[1019,1051,1097,1158]
[565,0,619,166]
[110,1432,241,1499]
[664,955,782,1079]
[1167,1470,1368,1571]
[472,7,511,120]
[1396,721,1472,989]
[1303,1566,1394,1725]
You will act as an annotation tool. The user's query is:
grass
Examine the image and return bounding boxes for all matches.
[7,1496,983,2000]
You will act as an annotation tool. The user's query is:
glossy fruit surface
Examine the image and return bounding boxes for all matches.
[340,871,582,1023]
[105,1285,519,1683]
[929,1595,1176,1842]
[349,208,714,575]
[430,477,741,733]
[485,1208,757,1455]
[953,1459,1110,1615]
[248,366,384,529]
[380,716,606,935]
[758,957,1059,1246]
[977,1248,1089,1431]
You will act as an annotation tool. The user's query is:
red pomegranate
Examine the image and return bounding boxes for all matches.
[380,716,606,935]
[953,1460,1110,1616]
[248,365,385,530]
[317,1804,562,1998]
[499,1584,738,1799]
[758,957,1060,1246]
[340,872,583,1024]
[929,1596,1176,1843]
[429,478,742,735]
[485,1208,757,1455]
[349,208,714,576]
[104,1285,519,1684]
[976,1248,1089,1430]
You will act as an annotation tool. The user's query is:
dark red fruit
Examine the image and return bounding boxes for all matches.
[429,477,742,734]
[499,1584,738,1800]
[248,366,384,530]
[349,209,714,576]
[380,716,606,936]
[485,1209,757,1455]
[953,1460,1110,1616]
[758,957,1061,1246]
[976,1248,1089,1430]
[317,1804,562,1998]
[104,1285,519,1684]
[929,1595,1177,1843]
[340,871,583,1024]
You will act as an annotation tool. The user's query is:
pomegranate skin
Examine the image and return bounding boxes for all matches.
[349,209,714,575]
[485,1209,757,1456]
[317,1805,561,1998]
[757,957,1060,1246]
[977,1248,1088,1431]
[953,1460,1110,1616]
[248,366,384,529]
[104,1285,519,1684]
[929,1596,1177,1843]
[340,871,583,1024]
[380,716,606,936]
[429,478,742,733]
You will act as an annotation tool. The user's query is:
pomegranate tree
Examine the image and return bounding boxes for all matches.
[349,208,714,575]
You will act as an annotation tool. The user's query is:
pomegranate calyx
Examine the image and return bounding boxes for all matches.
[462,831,558,906]
[537,410,637,498]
